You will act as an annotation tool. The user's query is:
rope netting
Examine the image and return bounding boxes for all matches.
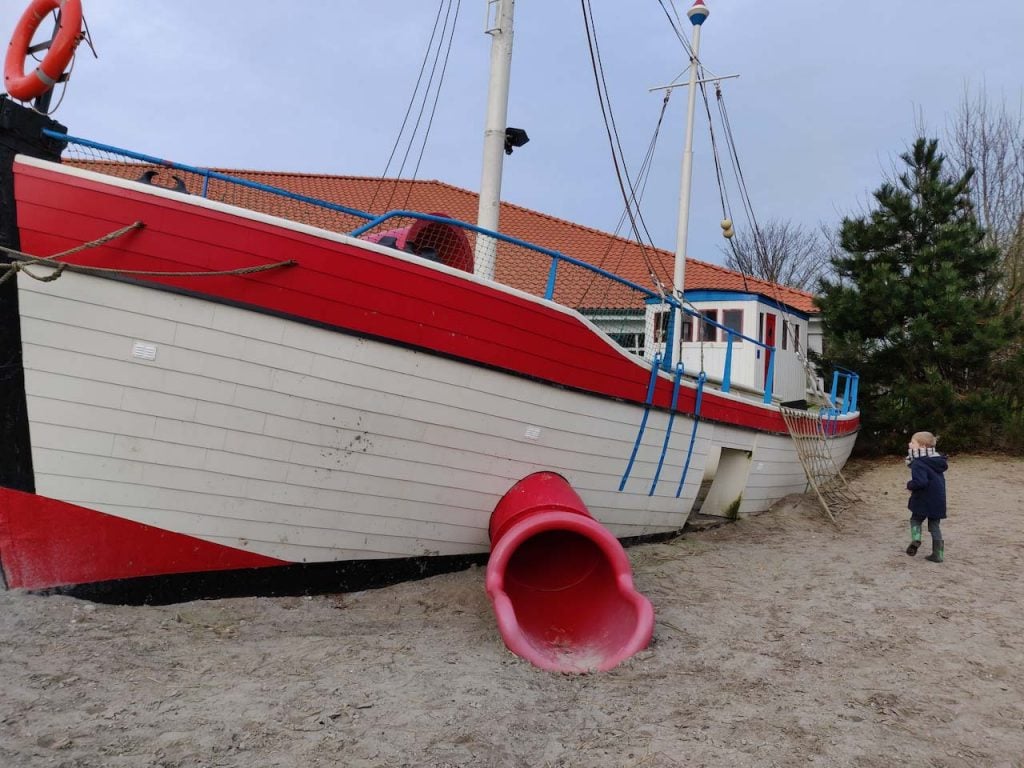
[352,214,664,361]
[780,406,861,522]
[59,143,373,235]
[50,141,668,367]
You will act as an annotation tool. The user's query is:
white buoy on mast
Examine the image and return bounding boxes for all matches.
[669,0,709,364]
[474,0,516,281]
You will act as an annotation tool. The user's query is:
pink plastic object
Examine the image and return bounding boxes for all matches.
[358,213,474,273]
[485,471,655,673]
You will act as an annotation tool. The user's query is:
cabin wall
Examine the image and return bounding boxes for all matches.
[754,300,811,403]
[634,294,815,403]
[677,298,758,389]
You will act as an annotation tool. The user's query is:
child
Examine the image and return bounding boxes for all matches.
[904,431,948,563]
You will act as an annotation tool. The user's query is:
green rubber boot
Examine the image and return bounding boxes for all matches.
[925,541,944,563]
[906,522,922,556]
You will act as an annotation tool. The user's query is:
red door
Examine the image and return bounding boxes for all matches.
[763,313,776,385]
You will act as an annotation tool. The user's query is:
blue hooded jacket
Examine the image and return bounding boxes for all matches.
[907,451,948,520]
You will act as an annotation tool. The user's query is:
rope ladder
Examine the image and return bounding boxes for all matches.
[779,406,860,522]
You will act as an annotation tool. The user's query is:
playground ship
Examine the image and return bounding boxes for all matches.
[0,0,858,599]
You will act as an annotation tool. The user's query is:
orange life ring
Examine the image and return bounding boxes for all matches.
[4,0,83,102]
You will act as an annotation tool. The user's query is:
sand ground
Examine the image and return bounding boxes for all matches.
[1,455,1023,768]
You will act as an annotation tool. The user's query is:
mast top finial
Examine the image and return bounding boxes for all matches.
[687,0,709,26]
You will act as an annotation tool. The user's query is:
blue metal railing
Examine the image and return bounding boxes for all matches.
[649,362,686,496]
[620,353,663,492]
[353,211,781,403]
[718,325,776,405]
[42,130,864,411]
[829,369,859,415]
[665,311,776,403]
[358,211,782,403]
[350,210,670,304]
[675,371,707,498]
[819,369,859,433]
[41,129,375,222]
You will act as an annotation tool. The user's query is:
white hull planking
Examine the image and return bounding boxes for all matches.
[18,271,855,563]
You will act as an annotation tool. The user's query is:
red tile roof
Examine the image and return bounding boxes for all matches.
[70,161,818,314]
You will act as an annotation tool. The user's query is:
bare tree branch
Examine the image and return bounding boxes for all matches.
[719,218,832,291]
[945,83,1024,311]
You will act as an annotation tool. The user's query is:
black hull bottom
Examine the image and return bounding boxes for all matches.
[26,529,685,606]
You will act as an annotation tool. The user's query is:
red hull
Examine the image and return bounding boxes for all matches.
[0,487,283,589]
[1,159,859,592]
[12,159,859,438]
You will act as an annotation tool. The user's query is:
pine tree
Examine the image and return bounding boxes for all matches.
[816,138,1021,452]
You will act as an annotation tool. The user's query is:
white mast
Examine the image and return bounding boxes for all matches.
[474,0,516,281]
[669,0,709,363]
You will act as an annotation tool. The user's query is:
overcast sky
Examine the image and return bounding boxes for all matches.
[3,1,1022,266]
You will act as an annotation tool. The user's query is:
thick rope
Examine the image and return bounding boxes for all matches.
[0,221,295,285]
[0,220,144,284]
[49,220,146,259]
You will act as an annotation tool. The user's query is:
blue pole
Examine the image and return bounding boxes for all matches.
[543,256,559,300]
[661,310,675,370]
[649,362,685,496]
[675,372,706,498]
[722,332,734,393]
[620,354,663,492]
[763,347,776,404]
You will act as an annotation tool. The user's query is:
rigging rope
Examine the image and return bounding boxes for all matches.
[655,0,693,59]
[369,0,461,214]
[401,0,462,212]
[580,0,669,292]
[651,0,828,404]
[579,91,673,308]
[710,84,831,405]
[584,1,724,374]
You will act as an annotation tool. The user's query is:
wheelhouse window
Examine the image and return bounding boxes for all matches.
[794,324,801,352]
[654,309,694,344]
[782,319,789,351]
[610,332,645,356]
[722,309,743,342]
[654,310,670,344]
[699,310,718,342]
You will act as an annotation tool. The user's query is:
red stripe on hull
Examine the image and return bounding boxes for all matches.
[12,160,860,440]
[0,488,284,590]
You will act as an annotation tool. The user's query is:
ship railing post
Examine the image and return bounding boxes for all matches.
[544,255,559,300]
[662,307,676,371]
[722,330,734,393]
[763,346,776,404]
